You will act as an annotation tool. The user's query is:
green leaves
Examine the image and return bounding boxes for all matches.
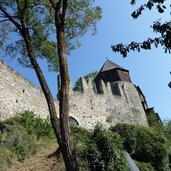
[111,124,171,171]
[73,71,98,91]
[65,0,102,49]
[0,0,102,71]
[112,30,171,57]
[131,0,167,19]
[72,124,128,171]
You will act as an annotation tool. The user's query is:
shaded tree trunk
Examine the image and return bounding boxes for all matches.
[1,2,79,170]
[53,0,79,170]
[21,29,62,148]
[0,4,63,152]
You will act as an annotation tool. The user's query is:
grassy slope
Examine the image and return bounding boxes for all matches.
[1,111,171,171]
[6,144,65,171]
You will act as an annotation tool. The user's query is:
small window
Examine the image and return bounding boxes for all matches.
[69,116,79,125]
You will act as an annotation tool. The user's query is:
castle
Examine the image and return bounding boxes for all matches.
[0,59,150,129]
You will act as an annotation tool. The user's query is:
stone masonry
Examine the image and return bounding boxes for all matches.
[0,60,148,129]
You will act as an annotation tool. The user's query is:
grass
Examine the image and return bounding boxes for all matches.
[1,111,171,171]
[0,111,55,170]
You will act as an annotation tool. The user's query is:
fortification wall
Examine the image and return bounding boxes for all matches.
[0,60,58,120]
[0,60,148,129]
[70,78,148,128]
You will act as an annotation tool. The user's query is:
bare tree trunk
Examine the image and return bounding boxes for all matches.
[0,3,63,168]
[1,2,79,170]
[22,29,62,148]
[53,0,79,170]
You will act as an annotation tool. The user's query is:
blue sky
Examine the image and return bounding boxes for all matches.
[2,1,171,120]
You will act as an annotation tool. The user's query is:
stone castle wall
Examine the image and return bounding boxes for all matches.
[0,60,148,129]
[0,60,58,120]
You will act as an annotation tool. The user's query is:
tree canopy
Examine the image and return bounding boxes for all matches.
[0,1,102,170]
[0,0,101,71]
[111,0,171,87]
[112,0,171,57]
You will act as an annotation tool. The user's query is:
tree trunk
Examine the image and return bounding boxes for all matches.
[1,2,78,170]
[54,1,79,171]
[22,29,62,148]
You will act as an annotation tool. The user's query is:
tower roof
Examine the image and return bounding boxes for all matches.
[99,59,128,73]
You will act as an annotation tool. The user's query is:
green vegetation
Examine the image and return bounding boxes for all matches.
[73,71,98,92]
[5,111,54,139]
[111,124,171,171]
[0,111,55,170]
[146,109,163,128]
[71,125,129,171]
[135,161,155,171]
[1,111,171,171]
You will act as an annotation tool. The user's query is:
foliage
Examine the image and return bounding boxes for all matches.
[0,111,55,170]
[4,128,38,161]
[73,71,98,92]
[0,0,102,71]
[5,111,54,139]
[112,0,170,57]
[111,124,171,171]
[135,161,155,171]
[146,110,163,128]
[0,145,17,170]
[112,0,171,86]
[1,113,171,170]
[166,120,171,136]
[71,124,128,171]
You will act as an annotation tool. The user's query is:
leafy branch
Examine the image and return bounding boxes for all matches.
[131,0,167,19]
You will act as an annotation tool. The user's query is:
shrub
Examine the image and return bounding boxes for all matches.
[111,124,171,171]
[5,111,54,139]
[0,111,55,169]
[5,128,38,161]
[135,161,155,171]
[93,125,128,171]
[72,125,128,171]
[71,126,97,169]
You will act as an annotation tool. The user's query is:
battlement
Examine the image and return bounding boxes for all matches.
[72,77,126,97]
[75,77,112,95]
[0,60,148,129]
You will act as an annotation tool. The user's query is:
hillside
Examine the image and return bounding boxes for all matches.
[6,144,64,171]
[1,111,171,171]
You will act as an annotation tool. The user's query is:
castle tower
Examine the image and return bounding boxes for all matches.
[94,59,131,93]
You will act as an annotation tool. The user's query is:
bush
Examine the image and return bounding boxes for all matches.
[71,125,128,171]
[5,111,54,139]
[135,161,155,171]
[71,126,98,170]
[111,124,171,171]
[0,111,55,170]
[93,125,128,171]
[5,128,38,161]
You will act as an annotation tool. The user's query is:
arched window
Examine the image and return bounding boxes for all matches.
[69,116,79,125]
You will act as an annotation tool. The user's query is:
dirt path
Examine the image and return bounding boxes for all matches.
[6,144,64,171]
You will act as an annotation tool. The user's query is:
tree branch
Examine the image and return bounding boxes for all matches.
[62,0,68,18]
[131,0,167,19]
[21,0,27,27]
[111,36,163,57]
[15,0,27,28]
[0,19,9,23]
[0,12,5,17]
[0,5,22,31]
[49,0,57,10]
